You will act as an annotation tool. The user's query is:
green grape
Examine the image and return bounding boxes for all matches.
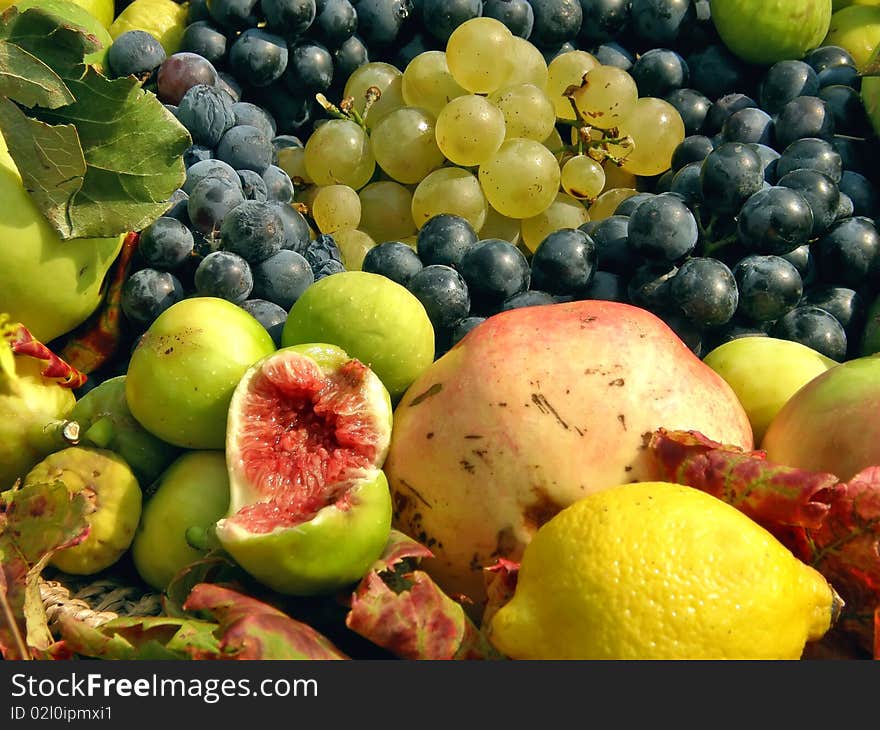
[311,184,362,234]
[277,146,311,185]
[520,192,590,252]
[412,166,488,231]
[571,65,638,130]
[304,119,376,190]
[435,95,506,167]
[615,97,686,177]
[343,62,405,126]
[503,36,549,89]
[546,50,599,121]
[334,228,377,270]
[478,138,561,219]
[371,106,446,184]
[489,84,556,142]
[358,181,417,243]
[401,50,466,117]
[480,204,521,245]
[587,187,638,221]
[561,154,606,201]
[446,17,515,94]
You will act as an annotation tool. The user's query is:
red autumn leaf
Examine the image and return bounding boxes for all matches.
[345,530,499,660]
[57,230,139,375]
[0,481,90,659]
[183,583,347,660]
[2,317,86,388]
[647,429,880,654]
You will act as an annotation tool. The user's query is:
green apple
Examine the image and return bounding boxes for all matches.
[703,336,838,444]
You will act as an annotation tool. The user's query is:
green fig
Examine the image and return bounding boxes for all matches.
[71,375,181,486]
[23,446,142,575]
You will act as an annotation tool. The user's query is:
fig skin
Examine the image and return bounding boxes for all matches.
[23,446,142,575]
[0,355,77,490]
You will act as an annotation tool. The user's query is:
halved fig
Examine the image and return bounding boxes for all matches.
[216,343,393,596]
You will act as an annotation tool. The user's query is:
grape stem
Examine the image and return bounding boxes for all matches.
[314,90,375,132]
[559,94,633,166]
[696,209,738,256]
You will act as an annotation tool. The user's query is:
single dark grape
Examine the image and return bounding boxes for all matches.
[162,189,190,222]
[802,285,864,343]
[771,305,847,361]
[179,21,227,65]
[156,52,219,105]
[721,107,774,146]
[483,0,534,38]
[187,176,245,234]
[669,160,703,204]
[749,142,780,183]
[627,193,698,261]
[817,65,860,90]
[195,250,254,302]
[631,48,689,98]
[406,264,471,331]
[776,168,840,237]
[831,135,875,178]
[664,88,711,136]
[449,316,485,347]
[773,96,835,150]
[686,45,749,101]
[839,171,878,219]
[356,0,414,47]
[818,84,871,138]
[284,41,334,94]
[501,290,557,311]
[702,93,757,136]
[758,60,819,115]
[459,239,531,311]
[206,0,259,28]
[188,0,212,23]
[775,137,842,183]
[627,262,677,312]
[732,254,803,323]
[183,158,241,195]
[332,35,370,79]
[304,233,345,279]
[261,0,317,38]
[219,200,285,263]
[420,0,482,43]
[815,216,880,288]
[529,228,597,296]
[228,28,289,87]
[668,257,738,327]
[311,0,358,47]
[736,186,814,255]
[240,298,288,346]
[630,0,693,44]
[277,203,311,253]
[183,144,214,168]
[107,30,166,80]
[528,0,583,49]
[216,125,273,173]
[251,249,314,309]
[232,102,277,140]
[362,241,424,286]
[582,270,626,302]
[699,142,765,216]
[804,45,857,74]
[238,169,269,201]
[614,192,654,216]
[121,268,185,327]
[780,243,816,285]
[577,0,631,44]
[836,192,855,221]
[176,84,236,147]
[586,215,637,275]
[261,165,294,203]
[416,214,478,268]
[592,41,634,70]
[138,217,195,270]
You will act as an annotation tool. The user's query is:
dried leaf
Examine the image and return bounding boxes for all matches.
[183,583,348,660]
[481,558,520,629]
[345,531,499,660]
[0,481,89,659]
[163,550,254,619]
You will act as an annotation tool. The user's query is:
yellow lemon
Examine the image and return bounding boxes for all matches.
[109,0,188,55]
[490,481,839,660]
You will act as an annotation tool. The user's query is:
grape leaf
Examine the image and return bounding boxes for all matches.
[345,530,500,660]
[0,40,74,110]
[0,7,190,240]
[647,428,880,654]
[182,584,348,660]
[0,481,90,659]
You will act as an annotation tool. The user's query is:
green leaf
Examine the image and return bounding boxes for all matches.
[0,7,190,240]
[0,40,74,109]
